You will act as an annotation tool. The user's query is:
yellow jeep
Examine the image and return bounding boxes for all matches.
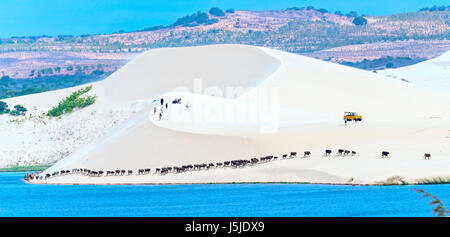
[344,112,362,122]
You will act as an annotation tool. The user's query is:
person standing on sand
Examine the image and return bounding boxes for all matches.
[159,112,162,120]
[160,98,164,106]
[345,117,348,125]
[165,103,168,110]
[154,107,156,115]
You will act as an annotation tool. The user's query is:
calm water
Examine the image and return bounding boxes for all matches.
[0,172,449,217]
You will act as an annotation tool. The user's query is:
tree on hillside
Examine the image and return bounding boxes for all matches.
[346,11,358,18]
[352,16,367,25]
[225,9,235,13]
[427,5,449,11]
[14,104,27,113]
[9,104,27,116]
[0,76,13,83]
[386,62,395,68]
[172,11,212,27]
[0,101,9,114]
[209,7,225,16]
[317,8,328,13]
[286,7,304,11]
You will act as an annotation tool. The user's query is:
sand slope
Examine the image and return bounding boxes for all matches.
[0,45,279,167]
[379,50,450,94]
[241,48,449,120]
[99,44,280,101]
[6,44,449,185]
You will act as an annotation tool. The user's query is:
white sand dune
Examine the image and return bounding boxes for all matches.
[379,50,450,94]
[4,44,449,185]
[0,45,278,167]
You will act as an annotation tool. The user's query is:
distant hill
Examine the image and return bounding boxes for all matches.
[2,7,449,54]
[0,6,449,98]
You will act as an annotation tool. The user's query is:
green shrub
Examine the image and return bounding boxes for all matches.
[346,11,358,18]
[352,16,368,25]
[0,101,8,114]
[286,7,304,11]
[8,104,27,116]
[386,62,394,68]
[209,7,225,17]
[47,85,97,117]
[9,110,21,116]
[225,9,235,13]
[14,104,27,112]
[172,11,212,27]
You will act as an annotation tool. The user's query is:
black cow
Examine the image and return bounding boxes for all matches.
[251,158,259,165]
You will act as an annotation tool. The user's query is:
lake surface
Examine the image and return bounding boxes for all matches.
[0,172,448,217]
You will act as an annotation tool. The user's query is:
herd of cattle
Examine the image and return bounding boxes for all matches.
[24,150,432,181]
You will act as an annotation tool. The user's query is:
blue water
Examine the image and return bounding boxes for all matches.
[0,172,449,217]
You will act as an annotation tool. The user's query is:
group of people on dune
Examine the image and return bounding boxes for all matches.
[153,98,168,120]
[153,97,190,121]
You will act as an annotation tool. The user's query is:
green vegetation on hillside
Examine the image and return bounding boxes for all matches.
[9,104,27,116]
[47,85,96,117]
[352,16,367,25]
[341,56,426,70]
[225,9,235,14]
[0,101,28,116]
[419,5,450,12]
[209,7,225,17]
[0,101,9,114]
[1,8,448,55]
[0,71,111,99]
[172,11,218,27]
